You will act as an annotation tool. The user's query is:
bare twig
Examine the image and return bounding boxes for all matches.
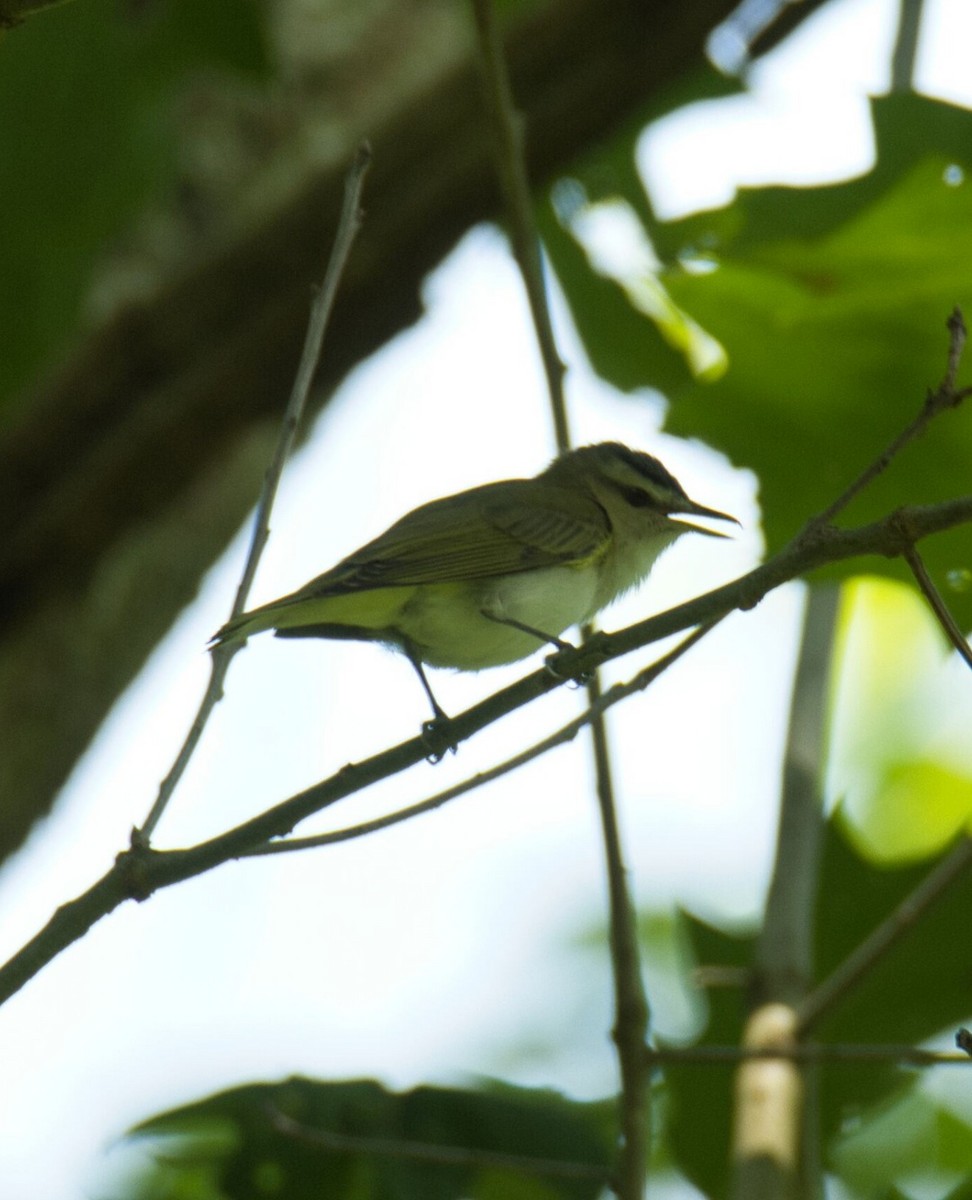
[648,1042,972,1067]
[812,308,971,528]
[585,668,651,1198]
[246,623,717,856]
[797,835,972,1033]
[469,5,649,1193]
[890,0,926,93]
[904,544,972,670]
[469,0,569,452]
[133,144,372,845]
[1,497,971,1008]
[268,1105,611,1183]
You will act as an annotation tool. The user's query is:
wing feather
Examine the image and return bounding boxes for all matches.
[293,480,610,597]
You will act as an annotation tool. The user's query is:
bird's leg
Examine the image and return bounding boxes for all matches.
[403,642,457,761]
[480,610,575,654]
[479,610,588,682]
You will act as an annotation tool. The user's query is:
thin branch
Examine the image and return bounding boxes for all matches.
[268,1105,611,1183]
[647,1042,972,1067]
[468,0,569,452]
[904,543,972,670]
[1,497,971,1008]
[732,586,839,1200]
[754,586,838,1003]
[797,835,972,1033]
[812,308,971,528]
[246,623,717,856]
[469,5,649,1193]
[890,0,925,93]
[133,144,372,845]
[586,667,651,1200]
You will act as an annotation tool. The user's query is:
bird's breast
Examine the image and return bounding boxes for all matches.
[401,565,600,670]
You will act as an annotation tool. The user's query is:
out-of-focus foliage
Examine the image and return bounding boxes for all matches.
[829,577,972,859]
[664,814,972,1198]
[831,1083,972,1197]
[544,92,972,627]
[108,1077,615,1200]
[0,0,268,410]
[655,576,972,1198]
[8,4,972,1197]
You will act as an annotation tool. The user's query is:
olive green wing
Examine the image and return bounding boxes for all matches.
[299,479,610,596]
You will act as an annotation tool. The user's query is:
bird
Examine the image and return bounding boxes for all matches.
[212,442,736,725]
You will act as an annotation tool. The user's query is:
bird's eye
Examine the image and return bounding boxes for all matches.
[620,486,653,509]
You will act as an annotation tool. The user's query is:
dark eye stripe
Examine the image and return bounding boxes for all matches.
[620,486,653,509]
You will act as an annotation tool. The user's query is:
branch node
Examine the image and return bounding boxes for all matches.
[116,845,158,904]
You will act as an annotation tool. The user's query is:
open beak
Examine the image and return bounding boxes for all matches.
[668,498,740,540]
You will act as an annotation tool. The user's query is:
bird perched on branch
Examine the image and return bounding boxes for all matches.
[213,442,736,724]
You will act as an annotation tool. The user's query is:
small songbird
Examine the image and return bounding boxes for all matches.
[212,442,736,721]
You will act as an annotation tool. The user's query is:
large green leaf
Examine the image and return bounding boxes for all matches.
[108,1077,615,1200]
[537,64,740,397]
[546,92,972,627]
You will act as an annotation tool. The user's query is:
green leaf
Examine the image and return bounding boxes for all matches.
[546,91,972,627]
[109,1078,615,1200]
[813,817,972,1137]
[828,578,972,860]
[831,1086,972,1196]
[661,811,972,1195]
[539,198,693,395]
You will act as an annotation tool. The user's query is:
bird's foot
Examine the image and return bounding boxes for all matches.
[421,714,458,763]
[544,641,592,686]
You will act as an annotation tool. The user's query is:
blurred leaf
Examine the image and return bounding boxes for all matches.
[112,1077,614,1200]
[656,92,972,256]
[539,64,739,396]
[814,816,972,1133]
[539,199,691,395]
[858,759,972,861]
[828,578,972,860]
[662,911,755,1199]
[546,91,972,626]
[662,811,972,1195]
[831,1085,972,1196]
[0,0,269,408]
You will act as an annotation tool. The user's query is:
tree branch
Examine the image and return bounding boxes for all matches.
[812,308,971,527]
[469,0,569,453]
[246,623,716,856]
[903,543,972,670]
[797,835,972,1034]
[1,496,970,1007]
[468,5,648,1192]
[648,1042,972,1067]
[729,586,838,1200]
[134,143,372,845]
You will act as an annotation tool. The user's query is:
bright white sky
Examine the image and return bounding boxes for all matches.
[3,1,972,1196]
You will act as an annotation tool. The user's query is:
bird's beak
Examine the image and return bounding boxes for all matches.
[667,499,740,540]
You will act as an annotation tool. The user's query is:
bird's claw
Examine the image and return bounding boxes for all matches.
[544,645,592,687]
[421,715,458,762]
